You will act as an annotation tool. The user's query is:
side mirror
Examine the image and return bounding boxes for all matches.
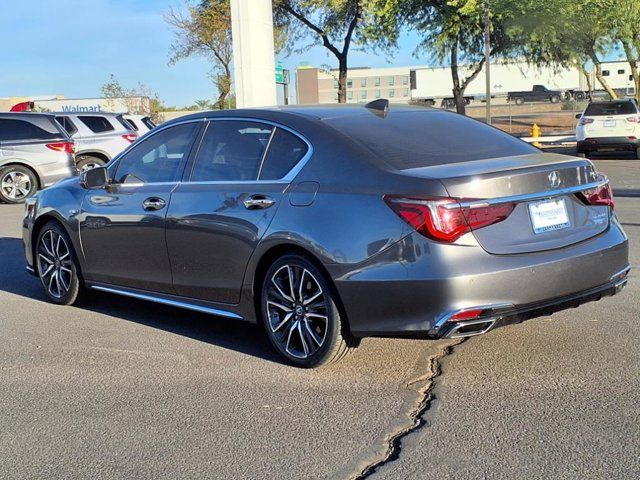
[575,113,582,119]
[80,166,109,189]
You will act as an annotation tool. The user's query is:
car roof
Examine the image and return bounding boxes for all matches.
[51,111,125,117]
[0,111,58,119]
[162,102,435,128]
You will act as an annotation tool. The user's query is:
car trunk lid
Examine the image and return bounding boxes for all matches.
[402,153,611,254]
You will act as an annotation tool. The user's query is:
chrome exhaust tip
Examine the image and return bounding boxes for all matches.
[445,318,498,338]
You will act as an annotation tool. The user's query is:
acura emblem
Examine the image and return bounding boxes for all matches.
[548,171,561,188]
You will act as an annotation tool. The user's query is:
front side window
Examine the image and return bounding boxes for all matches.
[190,121,273,182]
[114,122,198,184]
[259,128,308,180]
[78,116,114,133]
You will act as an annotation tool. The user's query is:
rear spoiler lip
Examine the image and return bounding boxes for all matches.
[443,176,609,210]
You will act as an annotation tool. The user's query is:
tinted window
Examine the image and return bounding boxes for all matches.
[584,102,637,116]
[191,121,273,181]
[116,114,133,131]
[327,111,537,169]
[259,128,308,180]
[142,117,156,129]
[55,116,78,136]
[114,123,198,184]
[78,116,114,133]
[125,119,139,131]
[0,118,61,142]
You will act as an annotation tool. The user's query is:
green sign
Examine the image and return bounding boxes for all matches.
[275,61,285,84]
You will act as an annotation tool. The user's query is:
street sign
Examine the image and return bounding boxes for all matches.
[275,61,285,84]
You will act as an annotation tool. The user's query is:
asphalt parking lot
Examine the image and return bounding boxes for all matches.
[0,154,638,479]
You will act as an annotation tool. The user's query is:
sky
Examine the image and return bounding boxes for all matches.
[0,0,424,107]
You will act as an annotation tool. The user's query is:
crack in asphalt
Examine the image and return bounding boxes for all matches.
[347,338,465,480]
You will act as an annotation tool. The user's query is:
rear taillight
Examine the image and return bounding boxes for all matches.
[122,133,137,143]
[577,181,614,209]
[46,141,76,154]
[384,196,516,243]
[626,116,640,123]
[579,117,594,125]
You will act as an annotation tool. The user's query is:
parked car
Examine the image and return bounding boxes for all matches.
[507,85,563,105]
[54,112,137,171]
[123,114,156,137]
[576,99,640,158]
[0,112,76,204]
[23,102,629,367]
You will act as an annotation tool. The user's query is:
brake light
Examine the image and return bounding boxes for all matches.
[384,196,516,243]
[577,181,614,209]
[122,133,137,143]
[579,117,594,125]
[626,116,640,123]
[46,141,76,154]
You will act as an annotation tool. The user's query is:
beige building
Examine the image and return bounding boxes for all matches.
[296,66,419,105]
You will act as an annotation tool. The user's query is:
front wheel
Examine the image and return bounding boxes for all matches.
[36,221,83,305]
[515,97,525,105]
[0,165,38,203]
[260,254,355,368]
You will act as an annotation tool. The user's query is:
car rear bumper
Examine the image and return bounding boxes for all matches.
[578,137,640,152]
[330,218,629,338]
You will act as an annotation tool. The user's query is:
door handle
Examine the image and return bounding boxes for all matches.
[243,194,276,210]
[143,197,166,211]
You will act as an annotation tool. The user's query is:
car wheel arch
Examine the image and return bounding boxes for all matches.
[32,214,77,267]
[76,151,110,164]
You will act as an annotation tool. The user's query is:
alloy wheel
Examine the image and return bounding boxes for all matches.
[266,264,329,359]
[1,171,32,201]
[38,229,73,299]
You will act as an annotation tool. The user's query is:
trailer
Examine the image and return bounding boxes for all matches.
[410,61,589,107]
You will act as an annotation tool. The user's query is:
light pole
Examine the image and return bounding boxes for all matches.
[484,0,491,125]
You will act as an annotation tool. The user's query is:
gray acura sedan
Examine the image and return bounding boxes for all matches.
[23,102,630,367]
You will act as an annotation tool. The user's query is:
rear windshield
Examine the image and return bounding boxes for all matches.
[584,102,637,116]
[78,115,114,133]
[0,118,63,142]
[326,111,537,169]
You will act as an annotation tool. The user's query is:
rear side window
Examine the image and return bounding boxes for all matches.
[584,102,637,116]
[190,121,273,182]
[0,118,61,142]
[259,128,308,180]
[327,111,537,169]
[78,115,114,133]
[142,117,156,129]
[116,114,133,131]
[55,116,78,136]
[126,119,139,131]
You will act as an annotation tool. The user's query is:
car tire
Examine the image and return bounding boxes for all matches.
[550,95,561,103]
[76,155,106,173]
[260,254,356,368]
[0,165,38,204]
[515,97,525,105]
[36,221,84,306]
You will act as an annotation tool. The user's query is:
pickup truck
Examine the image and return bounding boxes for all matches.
[507,85,564,105]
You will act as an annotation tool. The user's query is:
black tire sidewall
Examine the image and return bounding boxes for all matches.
[36,221,82,305]
[0,165,38,204]
[260,254,343,368]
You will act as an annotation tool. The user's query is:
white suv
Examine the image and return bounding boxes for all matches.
[123,114,156,137]
[54,113,138,171]
[576,99,640,158]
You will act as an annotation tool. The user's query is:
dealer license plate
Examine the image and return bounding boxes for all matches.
[529,198,570,234]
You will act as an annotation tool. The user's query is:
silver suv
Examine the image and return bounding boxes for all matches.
[0,113,76,204]
[54,113,137,171]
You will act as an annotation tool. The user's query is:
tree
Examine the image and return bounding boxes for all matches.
[194,99,214,110]
[395,0,515,114]
[506,0,618,99]
[100,74,162,120]
[613,0,640,102]
[273,1,367,103]
[166,0,233,109]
